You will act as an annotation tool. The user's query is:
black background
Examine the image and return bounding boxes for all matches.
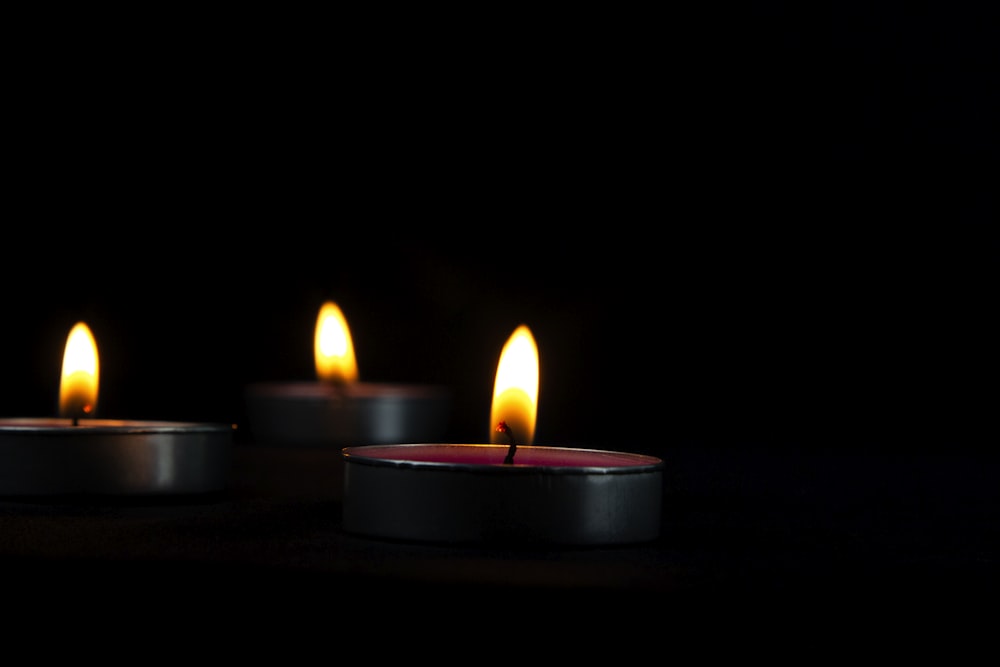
[2,5,994,458]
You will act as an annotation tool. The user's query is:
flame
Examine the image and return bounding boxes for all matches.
[59,322,99,419]
[489,324,538,445]
[314,301,359,384]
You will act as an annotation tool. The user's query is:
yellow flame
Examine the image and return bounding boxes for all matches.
[314,301,359,383]
[489,324,538,445]
[59,322,99,419]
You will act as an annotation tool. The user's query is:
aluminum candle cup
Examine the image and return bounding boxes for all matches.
[341,443,664,546]
[0,418,233,496]
[340,325,666,545]
[2,321,233,496]
[245,382,451,447]
[245,301,451,447]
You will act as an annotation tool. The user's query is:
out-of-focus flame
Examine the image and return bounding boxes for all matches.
[489,324,538,445]
[59,322,99,419]
[314,301,359,384]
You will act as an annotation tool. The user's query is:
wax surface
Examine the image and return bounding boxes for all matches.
[0,418,230,433]
[343,443,662,469]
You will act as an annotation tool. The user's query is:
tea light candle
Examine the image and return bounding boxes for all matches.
[245,301,451,447]
[0,322,233,496]
[342,325,664,545]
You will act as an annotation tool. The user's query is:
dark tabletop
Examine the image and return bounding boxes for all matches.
[3,441,997,640]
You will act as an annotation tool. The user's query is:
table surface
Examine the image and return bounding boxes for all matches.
[3,442,998,641]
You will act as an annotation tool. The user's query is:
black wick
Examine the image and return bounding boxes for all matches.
[497,421,517,464]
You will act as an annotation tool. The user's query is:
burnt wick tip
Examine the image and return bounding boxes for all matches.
[497,421,517,464]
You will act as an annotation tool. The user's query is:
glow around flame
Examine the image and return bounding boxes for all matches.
[314,301,359,383]
[489,324,538,445]
[59,322,99,419]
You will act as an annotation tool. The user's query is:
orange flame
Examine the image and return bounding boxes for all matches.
[59,322,99,419]
[489,325,538,445]
[314,301,359,384]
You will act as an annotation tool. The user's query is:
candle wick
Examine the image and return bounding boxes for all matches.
[321,378,351,398]
[497,421,517,464]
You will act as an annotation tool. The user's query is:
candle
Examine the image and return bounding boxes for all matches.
[0,322,232,496]
[245,301,451,447]
[341,325,664,545]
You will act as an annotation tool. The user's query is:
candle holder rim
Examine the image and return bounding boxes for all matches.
[341,443,664,473]
[0,418,234,435]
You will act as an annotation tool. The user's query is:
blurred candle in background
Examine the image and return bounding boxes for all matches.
[245,300,451,447]
[314,301,358,385]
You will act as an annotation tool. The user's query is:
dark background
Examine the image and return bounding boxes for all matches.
[2,5,994,458]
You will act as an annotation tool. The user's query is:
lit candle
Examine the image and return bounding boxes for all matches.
[60,322,100,422]
[0,322,233,496]
[341,325,664,545]
[244,301,451,447]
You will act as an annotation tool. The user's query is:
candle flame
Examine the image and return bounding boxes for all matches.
[489,324,538,445]
[59,322,99,419]
[314,301,359,384]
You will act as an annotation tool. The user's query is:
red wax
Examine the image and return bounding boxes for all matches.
[343,443,661,469]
